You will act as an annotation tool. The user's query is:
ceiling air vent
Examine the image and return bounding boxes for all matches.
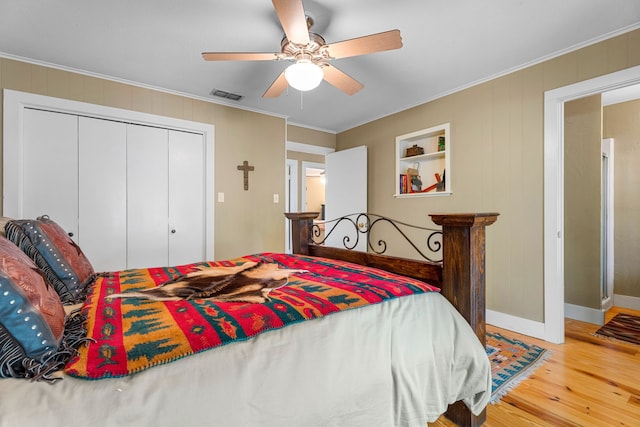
[210,89,243,101]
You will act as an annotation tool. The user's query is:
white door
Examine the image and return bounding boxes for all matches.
[127,125,169,269]
[17,116,209,271]
[21,109,78,235]
[325,146,367,251]
[78,117,127,272]
[5,90,215,272]
[168,130,206,266]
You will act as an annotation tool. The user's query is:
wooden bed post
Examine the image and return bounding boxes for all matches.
[431,212,498,427]
[285,212,319,255]
[285,211,498,427]
[429,213,498,345]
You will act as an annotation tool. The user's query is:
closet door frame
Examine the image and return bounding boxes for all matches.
[3,89,215,261]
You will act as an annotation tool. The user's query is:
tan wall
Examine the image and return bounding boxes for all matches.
[336,29,640,323]
[287,124,336,149]
[604,99,640,298]
[0,57,286,260]
[214,107,286,258]
[564,95,603,309]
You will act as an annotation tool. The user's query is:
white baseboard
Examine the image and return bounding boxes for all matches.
[613,294,640,310]
[486,309,546,341]
[488,296,640,344]
[564,303,605,326]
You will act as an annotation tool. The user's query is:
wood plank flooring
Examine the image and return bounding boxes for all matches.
[430,307,640,426]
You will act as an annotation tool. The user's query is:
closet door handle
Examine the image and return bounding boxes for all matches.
[171,229,176,234]
[68,232,74,237]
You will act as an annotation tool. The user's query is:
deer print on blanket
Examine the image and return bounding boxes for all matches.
[108,262,307,303]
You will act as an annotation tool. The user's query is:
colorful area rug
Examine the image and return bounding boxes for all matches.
[595,313,640,345]
[487,332,551,403]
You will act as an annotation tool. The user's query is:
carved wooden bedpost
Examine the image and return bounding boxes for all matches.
[430,213,498,344]
[284,212,319,255]
[431,212,499,427]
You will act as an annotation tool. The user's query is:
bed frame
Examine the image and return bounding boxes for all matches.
[285,212,499,427]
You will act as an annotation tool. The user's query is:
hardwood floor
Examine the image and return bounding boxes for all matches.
[430,307,640,426]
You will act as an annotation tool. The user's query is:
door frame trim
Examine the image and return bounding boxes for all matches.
[285,158,299,253]
[543,65,640,343]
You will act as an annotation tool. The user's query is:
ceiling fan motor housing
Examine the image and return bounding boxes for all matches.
[280,32,328,64]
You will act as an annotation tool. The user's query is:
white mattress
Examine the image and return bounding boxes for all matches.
[0,292,490,427]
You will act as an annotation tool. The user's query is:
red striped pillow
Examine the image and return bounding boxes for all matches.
[5,216,95,304]
[0,236,68,381]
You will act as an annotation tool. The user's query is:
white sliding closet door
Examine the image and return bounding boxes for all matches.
[168,130,206,266]
[5,90,215,272]
[78,117,127,272]
[127,125,170,269]
[21,109,78,236]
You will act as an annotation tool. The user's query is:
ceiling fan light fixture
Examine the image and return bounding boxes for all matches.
[284,60,323,91]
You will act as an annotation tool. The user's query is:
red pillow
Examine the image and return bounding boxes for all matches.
[0,236,68,381]
[5,216,95,304]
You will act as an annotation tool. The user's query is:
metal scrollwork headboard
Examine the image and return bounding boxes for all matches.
[311,213,443,263]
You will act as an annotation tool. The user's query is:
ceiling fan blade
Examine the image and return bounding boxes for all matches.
[322,64,364,96]
[263,71,289,98]
[202,52,279,61]
[272,0,310,45]
[325,29,402,59]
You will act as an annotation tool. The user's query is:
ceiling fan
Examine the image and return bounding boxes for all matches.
[201,0,403,98]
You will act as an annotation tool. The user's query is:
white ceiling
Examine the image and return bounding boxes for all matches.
[1,0,639,133]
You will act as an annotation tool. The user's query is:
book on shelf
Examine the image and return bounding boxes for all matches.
[399,174,406,194]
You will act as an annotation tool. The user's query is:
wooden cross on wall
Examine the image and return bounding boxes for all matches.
[237,160,255,191]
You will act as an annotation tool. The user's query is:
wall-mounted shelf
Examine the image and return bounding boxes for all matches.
[395,123,451,197]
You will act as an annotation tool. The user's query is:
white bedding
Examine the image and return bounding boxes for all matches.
[0,292,490,427]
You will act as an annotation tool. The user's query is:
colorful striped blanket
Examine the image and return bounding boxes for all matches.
[65,253,439,379]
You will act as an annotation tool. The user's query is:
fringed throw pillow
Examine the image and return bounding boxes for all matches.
[0,236,86,382]
[5,216,95,304]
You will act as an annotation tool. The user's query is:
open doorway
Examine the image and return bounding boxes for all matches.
[284,141,333,253]
[284,143,367,252]
[301,162,326,217]
[544,65,640,344]
[283,159,328,253]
